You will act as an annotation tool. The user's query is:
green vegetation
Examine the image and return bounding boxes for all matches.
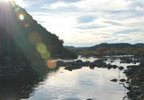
[74,43,144,57]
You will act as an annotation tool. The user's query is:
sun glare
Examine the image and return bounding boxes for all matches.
[0,0,9,2]
[19,14,24,21]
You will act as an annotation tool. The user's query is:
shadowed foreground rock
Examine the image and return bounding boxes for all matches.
[123,59,144,100]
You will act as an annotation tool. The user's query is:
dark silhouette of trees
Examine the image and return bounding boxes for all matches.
[0,1,77,65]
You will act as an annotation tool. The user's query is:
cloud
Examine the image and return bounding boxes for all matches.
[115,28,141,34]
[19,0,144,47]
[62,0,80,3]
[77,25,105,29]
[103,21,122,25]
[48,1,71,9]
[15,0,28,7]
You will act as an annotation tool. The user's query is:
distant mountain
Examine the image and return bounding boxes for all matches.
[64,46,76,50]
[0,1,76,64]
[86,43,144,50]
[74,43,144,56]
[64,46,85,50]
[133,43,144,48]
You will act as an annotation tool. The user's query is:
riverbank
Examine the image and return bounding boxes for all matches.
[123,58,144,100]
[0,55,143,100]
[57,55,144,100]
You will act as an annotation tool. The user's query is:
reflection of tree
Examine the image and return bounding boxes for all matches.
[0,67,59,100]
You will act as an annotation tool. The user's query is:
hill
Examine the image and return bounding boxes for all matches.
[89,43,144,50]
[75,43,144,56]
[0,1,76,64]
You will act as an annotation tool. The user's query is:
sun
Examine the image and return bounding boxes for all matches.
[0,0,10,2]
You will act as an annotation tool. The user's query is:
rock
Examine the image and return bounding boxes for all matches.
[111,79,118,82]
[83,61,90,66]
[76,60,83,63]
[119,79,126,82]
[57,61,65,66]
[127,65,139,70]
[140,61,144,66]
[93,60,106,67]
[120,57,133,63]
[65,65,82,71]
[131,98,137,100]
[119,66,124,70]
[112,65,118,69]
[107,64,113,70]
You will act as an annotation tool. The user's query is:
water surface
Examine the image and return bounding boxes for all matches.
[27,67,126,100]
[0,56,138,100]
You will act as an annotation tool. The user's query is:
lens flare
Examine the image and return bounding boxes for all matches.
[19,14,24,21]
[15,7,20,12]
[0,0,9,2]
[36,43,47,54]
[36,42,51,59]
[24,23,29,28]
[29,32,42,45]
[11,1,15,7]
[47,59,56,69]
[41,51,50,59]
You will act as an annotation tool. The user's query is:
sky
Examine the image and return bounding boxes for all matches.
[14,0,144,47]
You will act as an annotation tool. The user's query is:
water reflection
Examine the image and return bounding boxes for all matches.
[0,56,138,100]
[0,67,56,100]
[27,67,126,100]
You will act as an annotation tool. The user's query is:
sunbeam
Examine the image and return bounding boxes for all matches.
[0,0,9,2]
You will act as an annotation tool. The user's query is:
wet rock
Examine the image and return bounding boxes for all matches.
[124,60,144,100]
[76,60,83,63]
[120,57,133,63]
[107,64,113,70]
[119,79,126,82]
[89,62,96,69]
[83,61,90,66]
[131,98,137,100]
[140,61,144,66]
[93,60,106,67]
[57,61,66,66]
[112,65,118,69]
[110,79,118,82]
[127,65,139,70]
[65,65,82,71]
[119,66,124,70]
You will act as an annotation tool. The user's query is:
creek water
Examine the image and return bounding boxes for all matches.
[0,56,139,100]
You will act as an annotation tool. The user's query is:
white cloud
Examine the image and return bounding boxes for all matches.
[14,0,28,7]
[26,0,144,46]
[49,1,71,9]
[46,0,132,11]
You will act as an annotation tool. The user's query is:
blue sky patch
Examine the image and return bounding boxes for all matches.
[77,16,96,23]
[78,25,105,30]
[115,29,140,34]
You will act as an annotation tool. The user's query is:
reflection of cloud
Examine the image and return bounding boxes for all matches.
[28,66,125,100]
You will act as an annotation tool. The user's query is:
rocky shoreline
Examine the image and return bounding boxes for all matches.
[57,56,144,100]
[123,59,144,100]
[1,55,144,100]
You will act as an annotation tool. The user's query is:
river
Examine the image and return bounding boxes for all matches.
[0,56,139,100]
